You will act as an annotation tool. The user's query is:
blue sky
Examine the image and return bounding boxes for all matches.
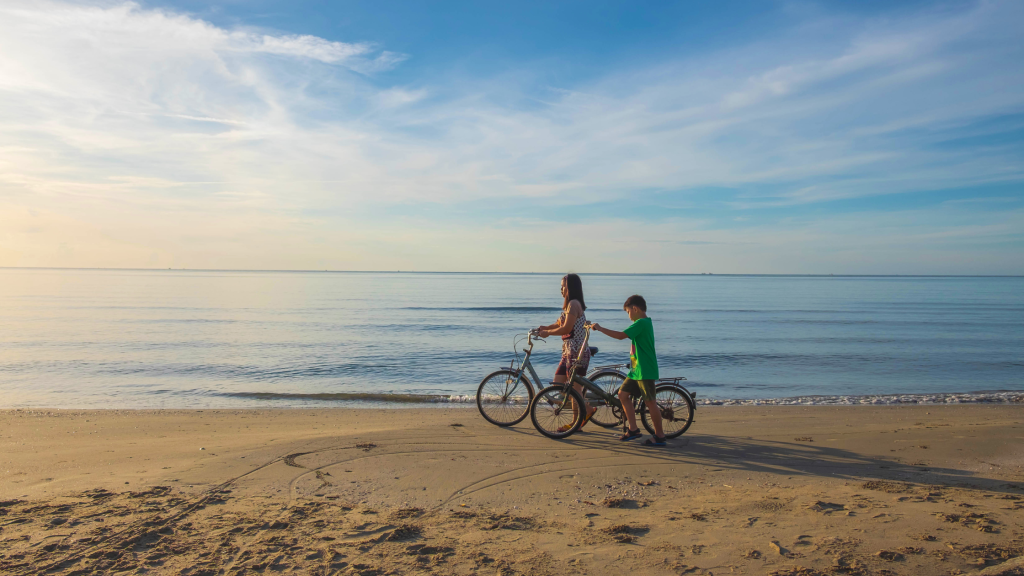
[0,0,1022,273]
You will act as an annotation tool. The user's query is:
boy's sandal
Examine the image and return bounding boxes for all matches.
[644,436,667,447]
[619,429,642,441]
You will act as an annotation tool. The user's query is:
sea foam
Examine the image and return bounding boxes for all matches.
[449,390,1024,406]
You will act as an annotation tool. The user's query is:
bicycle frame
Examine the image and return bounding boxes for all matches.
[564,325,624,410]
[503,332,547,399]
[571,372,622,408]
[560,324,698,416]
[506,331,630,401]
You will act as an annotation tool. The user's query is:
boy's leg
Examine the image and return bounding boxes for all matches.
[637,380,665,442]
[644,398,665,438]
[618,388,638,431]
[617,378,647,439]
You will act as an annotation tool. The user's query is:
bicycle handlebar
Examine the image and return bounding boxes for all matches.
[530,323,594,341]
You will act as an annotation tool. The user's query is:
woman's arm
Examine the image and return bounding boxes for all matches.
[540,310,576,337]
[591,323,628,340]
[536,320,560,332]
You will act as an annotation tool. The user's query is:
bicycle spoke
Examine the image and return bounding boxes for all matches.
[477,370,531,427]
[531,387,582,438]
[640,385,694,438]
[586,371,625,428]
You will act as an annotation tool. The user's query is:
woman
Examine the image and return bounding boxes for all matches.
[537,273,594,428]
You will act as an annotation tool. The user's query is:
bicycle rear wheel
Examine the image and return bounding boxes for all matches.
[530,385,585,439]
[584,370,625,428]
[476,369,533,426]
[640,385,695,439]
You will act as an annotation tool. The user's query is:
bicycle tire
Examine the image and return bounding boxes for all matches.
[476,369,533,427]
[584,370,625,428]
[640,384,695,439]
[530,385,585,439]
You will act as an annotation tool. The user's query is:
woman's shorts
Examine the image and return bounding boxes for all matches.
[555,351,590,378]
[619,378,657,402]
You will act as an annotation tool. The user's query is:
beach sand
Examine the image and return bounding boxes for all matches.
[1,405,1023,575]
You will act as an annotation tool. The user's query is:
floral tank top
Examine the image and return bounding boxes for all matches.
[559,300,589,362]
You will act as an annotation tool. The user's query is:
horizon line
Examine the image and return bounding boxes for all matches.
[1,266,1022,278]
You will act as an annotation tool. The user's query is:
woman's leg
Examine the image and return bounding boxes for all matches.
[553,355,570,385]
[553,358,580,430]
[571,353,594,422]
[554,356,593,427]
[572,381,595,422]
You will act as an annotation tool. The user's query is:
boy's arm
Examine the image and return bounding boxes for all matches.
[591,324,628,340]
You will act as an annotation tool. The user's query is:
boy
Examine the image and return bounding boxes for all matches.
[591,294,666,446]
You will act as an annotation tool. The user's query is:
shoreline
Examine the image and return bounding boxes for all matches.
[2,405,1023,575]
[5,388,1023,411]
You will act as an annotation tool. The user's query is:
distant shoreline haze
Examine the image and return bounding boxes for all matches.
[1,267,1021,278]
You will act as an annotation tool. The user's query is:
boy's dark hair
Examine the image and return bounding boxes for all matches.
[563,273,586,311]
[623,294,646,312]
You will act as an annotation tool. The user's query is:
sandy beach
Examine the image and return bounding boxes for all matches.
[1,405,1023,575]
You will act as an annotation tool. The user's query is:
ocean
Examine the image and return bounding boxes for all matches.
[1,268,1021,408]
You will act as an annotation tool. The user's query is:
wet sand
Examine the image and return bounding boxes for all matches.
[1,405,1023,575]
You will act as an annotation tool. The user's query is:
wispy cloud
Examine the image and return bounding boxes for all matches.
[0,0,1022,271]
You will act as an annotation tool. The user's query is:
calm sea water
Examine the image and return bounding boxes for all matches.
[1,269,1021,408]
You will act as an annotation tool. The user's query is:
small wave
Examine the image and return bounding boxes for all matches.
[217,390,1024,407]
[401,306,623,312]
[220,391,451,403]
[403,306,561,312]
[696,391,1024,406]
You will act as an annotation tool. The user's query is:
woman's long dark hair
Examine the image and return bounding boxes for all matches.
[563,273,586,311]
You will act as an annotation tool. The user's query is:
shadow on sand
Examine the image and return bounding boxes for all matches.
[501,425,1022,495]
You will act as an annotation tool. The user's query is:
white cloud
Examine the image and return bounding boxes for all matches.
[0,0,1022,271]
[374,87,428,109]
[243,33,372,63]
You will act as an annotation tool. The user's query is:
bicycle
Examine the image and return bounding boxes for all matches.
[528,322,698,440]
[475,330,628,427]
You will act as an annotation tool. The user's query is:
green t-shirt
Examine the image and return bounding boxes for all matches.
[623,317,659,381]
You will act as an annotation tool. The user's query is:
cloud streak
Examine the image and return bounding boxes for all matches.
[0,0,1022,272]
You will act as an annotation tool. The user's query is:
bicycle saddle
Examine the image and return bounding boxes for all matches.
[589,347,598,356]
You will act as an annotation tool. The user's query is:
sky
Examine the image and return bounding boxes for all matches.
[0,0,1022,274]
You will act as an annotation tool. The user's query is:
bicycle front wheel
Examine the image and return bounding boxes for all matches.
[585,370,625,428]
[530,385,585,439]
[640,385,695,439]
[477,369,533,426]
